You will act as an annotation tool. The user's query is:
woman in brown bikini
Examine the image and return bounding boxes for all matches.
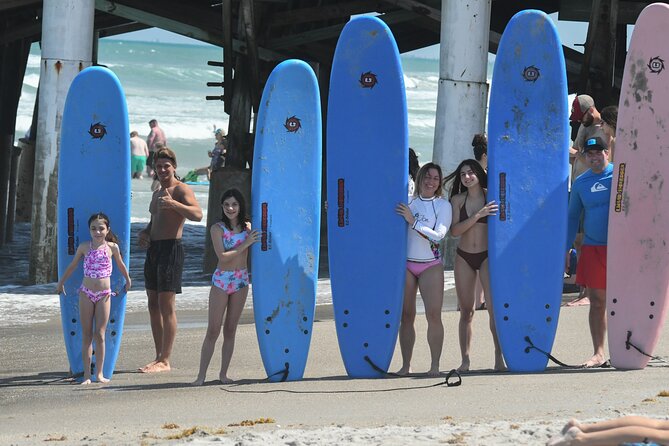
[446,159,505,372]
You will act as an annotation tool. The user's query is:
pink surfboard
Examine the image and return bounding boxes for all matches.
[607,2,669,369]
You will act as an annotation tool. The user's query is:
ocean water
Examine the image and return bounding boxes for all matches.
[15,40,452,210]
[15,40,502,224]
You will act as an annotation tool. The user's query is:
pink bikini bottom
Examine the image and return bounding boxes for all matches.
[78,285,114,303]
[406,259,442,278]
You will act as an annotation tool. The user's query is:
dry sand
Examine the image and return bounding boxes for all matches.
[2,299,669,445]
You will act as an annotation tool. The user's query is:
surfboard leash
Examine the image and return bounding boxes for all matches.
[266,364,290,382]
[523,336,583,369]
[625,331,669,366]
[363,355,462,387]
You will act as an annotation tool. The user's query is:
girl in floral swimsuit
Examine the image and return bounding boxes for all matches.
[193,188,259,385]
[56,213,131,384]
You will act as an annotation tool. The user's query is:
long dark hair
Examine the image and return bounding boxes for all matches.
[87,212,119,244]
[409,148,419,182]
[600,105,617,131]
[414,162,444,197]
[220,188,249,231]
[445,159,488,200]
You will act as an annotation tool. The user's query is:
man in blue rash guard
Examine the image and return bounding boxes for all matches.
[565,133,613,368]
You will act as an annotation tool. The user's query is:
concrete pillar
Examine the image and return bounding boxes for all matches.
[433,0,491,174]
[29,0,94,283]
[433,0,491,270]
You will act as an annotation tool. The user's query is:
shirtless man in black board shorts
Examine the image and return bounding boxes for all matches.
[138,147,203,373]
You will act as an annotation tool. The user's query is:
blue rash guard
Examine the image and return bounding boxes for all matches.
[566,163,614,251]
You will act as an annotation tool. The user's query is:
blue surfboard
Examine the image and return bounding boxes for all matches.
[251,60,322,382]
[58,66,131,380]
[327,16,408,378]
[487,10,569,372]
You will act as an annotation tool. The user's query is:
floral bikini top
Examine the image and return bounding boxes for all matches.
[83,242,112,279]
[219,222,248,250]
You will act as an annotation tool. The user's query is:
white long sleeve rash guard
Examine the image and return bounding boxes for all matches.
[406,195,452,262]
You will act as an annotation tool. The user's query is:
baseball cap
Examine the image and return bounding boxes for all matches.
[570,95,595,122]
[584,135,608,152]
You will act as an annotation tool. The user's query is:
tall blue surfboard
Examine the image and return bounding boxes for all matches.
[251,60,322,382]
[487,10,569,372]
[327,16,408,378]
[58,66,131,380]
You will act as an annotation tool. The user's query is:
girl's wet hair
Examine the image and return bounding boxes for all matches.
[220,188,249,230]
[414,162,443,197]
[87,212,119,244]
[472,133,487,162]
[445,159,488,200]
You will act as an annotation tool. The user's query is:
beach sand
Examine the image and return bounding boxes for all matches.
[2,224,669,445]
[2,296,669,445]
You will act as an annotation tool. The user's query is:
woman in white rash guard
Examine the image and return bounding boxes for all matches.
[395,162,452,376]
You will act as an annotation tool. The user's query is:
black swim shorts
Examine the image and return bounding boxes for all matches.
[144,239,184,294]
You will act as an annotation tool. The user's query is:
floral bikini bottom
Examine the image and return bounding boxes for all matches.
[212,268,249,295]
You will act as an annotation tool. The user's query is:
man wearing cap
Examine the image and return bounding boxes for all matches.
[570,94,602,182]
[565,133,613,368]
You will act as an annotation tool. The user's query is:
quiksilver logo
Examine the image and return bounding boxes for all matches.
[591,182,608,193]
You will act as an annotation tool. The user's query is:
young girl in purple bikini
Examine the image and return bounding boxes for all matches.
[56,213,131,384]
[193,189,259,385]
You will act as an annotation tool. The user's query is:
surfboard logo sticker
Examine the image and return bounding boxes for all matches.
[648,56,665,74]
[284,116,301,133]
[499,173,507,221]
[88,122,107,139]
[261,202,269,251]
[337,179,347,227]
[67,207,76,255]
[615,163,626,213]
[359,71,378,88]
[522,65,540,82]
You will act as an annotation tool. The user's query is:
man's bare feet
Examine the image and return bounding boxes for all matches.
[141,360,171,373]
[396,365,412,376]
[81,378,92,385]
[457,358,470,372]
[191,377,205,386]
[581,354,606,368]
[95,375,110,384]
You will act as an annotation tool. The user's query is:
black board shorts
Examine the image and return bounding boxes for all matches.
[144,239,184,294]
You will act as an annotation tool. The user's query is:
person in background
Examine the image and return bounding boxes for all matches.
[130,131,149,179]
[146,119,167,178]
[600,105,617,162]
[570,95,602,182]
[396,162,452,376]
[408,148,419,197]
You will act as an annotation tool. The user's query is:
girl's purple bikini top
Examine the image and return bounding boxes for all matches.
[83,242,112,278]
